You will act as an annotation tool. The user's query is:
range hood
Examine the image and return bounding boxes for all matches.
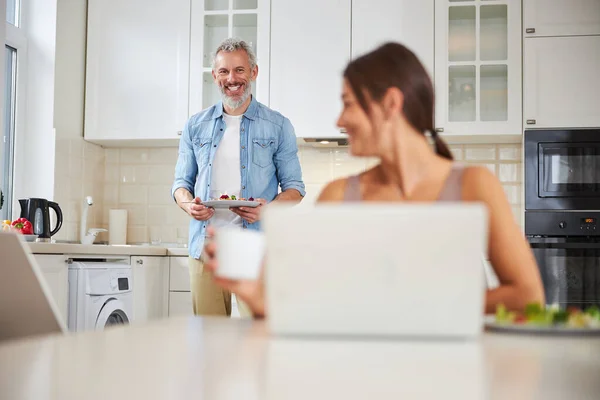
[301,129,348,147]
[302,137,349,147]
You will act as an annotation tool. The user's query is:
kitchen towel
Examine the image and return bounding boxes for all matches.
[108,209,128,245]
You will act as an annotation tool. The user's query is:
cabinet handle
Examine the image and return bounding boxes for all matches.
[177,131,182,136]
[435,127,444,133]
[526,119,536,125]
[525,28,536,34]
[340,128,347,134]
[136,259,143,265]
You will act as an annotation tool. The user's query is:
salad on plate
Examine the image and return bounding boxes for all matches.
[216,193,255,202]
[494,303,600,329]
[200,193,260,209]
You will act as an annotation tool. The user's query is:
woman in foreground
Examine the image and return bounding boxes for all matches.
[205,42,544,318]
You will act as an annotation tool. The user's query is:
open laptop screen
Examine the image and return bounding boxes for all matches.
[263,204,488,338]
[0,232,66,341]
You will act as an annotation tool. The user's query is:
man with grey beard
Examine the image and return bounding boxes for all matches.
[172,38,305,317]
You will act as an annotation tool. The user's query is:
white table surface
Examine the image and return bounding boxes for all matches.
[0,317,599,400]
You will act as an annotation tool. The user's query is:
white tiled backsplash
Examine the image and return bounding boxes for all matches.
[53,138,105,242]
[53,141,523,243]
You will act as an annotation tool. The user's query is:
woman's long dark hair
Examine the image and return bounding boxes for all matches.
[343,42,453,160]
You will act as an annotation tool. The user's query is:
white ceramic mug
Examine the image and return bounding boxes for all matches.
[215,227,266,280]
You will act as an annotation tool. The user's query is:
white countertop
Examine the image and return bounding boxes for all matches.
[27,242,189,257]
[166,247,188,256]
[0,317,599,399]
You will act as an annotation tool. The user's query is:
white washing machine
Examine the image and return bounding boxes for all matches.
[68,256,133,332]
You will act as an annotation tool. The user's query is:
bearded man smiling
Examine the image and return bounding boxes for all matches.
[172,38,305,318]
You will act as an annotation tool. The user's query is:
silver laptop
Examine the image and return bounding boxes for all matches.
[0,232,66,341]
[263,204,488,339]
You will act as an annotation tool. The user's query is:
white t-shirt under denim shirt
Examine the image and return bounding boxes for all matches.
[210,113,243,228]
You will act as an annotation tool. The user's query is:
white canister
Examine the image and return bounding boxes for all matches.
[108,209,128,245]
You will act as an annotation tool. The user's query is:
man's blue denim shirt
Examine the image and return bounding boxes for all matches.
[172,96,305,259]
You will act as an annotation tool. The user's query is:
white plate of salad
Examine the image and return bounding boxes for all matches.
[485,303,600,335]
[201,194,260,209]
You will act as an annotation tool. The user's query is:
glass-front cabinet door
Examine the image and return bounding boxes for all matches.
[434,0,521,139]
[189,0,270,113]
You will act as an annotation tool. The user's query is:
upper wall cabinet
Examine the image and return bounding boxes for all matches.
[85,0,270,146]
[270,0,351,139]
[188,0,271,115]
[352,0,434,78]
[270,0,434,139]
[523,0,600,37]
[434,0,522,140]
[85,0,191,146]
[523,36,600,129]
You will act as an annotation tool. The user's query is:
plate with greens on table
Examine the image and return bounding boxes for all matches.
[201,194,260,209]
[485,303,600,335]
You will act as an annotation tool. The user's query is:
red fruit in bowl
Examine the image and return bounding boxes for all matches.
[219,194,230,200]
[248,197,255,201]
[567,307,581,315]
[12,218,33,235]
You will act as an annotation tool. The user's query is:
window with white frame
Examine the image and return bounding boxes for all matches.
[1,45,16,220]
[1,0,24,220]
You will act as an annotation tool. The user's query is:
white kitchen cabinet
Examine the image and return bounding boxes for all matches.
[33,254,68,324]
[168,256,192,317]
[271,0,434,140]
[169,292,194,317]
[351,0,434,77]
[84,0,191,145]
[189,0,271,114]
[270,0,351,139]
[523,35,600,129]
[169,256,191,291]
[132,256,169,323]
[434,0,522,140]
[523,0,600,37]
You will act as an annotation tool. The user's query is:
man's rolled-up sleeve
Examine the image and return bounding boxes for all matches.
[273,118,305,197]
[171,120,198,200]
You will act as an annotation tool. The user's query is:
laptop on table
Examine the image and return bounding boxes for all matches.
[263,204,488,339]
[0,232,66,341]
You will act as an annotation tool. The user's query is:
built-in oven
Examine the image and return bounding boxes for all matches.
[527,211,600,309]
[529,237,600,309]
[525,129,600,309]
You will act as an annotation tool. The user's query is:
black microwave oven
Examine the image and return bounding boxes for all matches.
[525,129,600,212]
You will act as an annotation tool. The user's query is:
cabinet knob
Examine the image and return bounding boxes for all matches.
[136,259,143,265]
[177,131,183,136]
[525,28,536,34]
[435,127,444,133]
[526,119,536,125]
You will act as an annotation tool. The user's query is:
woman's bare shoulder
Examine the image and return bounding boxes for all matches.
[317,178,349,202]
[460,165,504,202]
[317,166,379,202]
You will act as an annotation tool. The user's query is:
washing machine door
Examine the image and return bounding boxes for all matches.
[95,298,130,329]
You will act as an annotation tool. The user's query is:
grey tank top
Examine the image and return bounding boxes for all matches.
[343,164,465,202]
